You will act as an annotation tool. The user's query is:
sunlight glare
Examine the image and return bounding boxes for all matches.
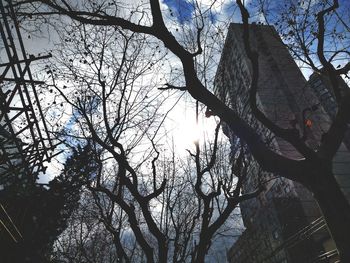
[173,116,203,153]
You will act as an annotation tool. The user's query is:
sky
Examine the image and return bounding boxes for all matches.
[163,0,195,23]
[161,0,239,24]
[162,0,349,78]
[162,0,350,25]
[3,0,348,183]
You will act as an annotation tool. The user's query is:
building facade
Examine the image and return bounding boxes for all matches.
[308,72,350,203]
[215,23,349,263]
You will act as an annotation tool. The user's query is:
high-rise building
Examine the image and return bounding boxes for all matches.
[214,23,350,263]
[308,72,350,203]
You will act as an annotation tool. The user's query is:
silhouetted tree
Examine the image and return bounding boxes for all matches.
[10,0,350,261]
[0,143,99,263]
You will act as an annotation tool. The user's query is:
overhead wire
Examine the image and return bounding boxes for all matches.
[0,202,23,238]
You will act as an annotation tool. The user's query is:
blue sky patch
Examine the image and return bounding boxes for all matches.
[163,0,195,24]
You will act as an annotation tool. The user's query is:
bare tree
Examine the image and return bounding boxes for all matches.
[53,135,254,262]
[10,0,350,261]
[256,0,350,80]
[8,9,257,262]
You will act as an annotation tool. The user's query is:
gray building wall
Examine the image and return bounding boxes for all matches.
[215,23,346,263]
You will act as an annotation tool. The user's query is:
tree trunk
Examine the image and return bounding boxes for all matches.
[195,243,207,263]
[312,172,350,262]
[194,233,212,263]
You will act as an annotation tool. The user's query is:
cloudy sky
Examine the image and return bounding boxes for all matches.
[5,0,349,183]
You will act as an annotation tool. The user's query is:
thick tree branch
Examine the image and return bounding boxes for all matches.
[31,0,154,34]
[158,84,187,91]
[316,0,341,102]
[89,185,155,263]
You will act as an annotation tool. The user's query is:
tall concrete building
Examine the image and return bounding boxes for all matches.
[214,23,350,263]
[308,73,350,203]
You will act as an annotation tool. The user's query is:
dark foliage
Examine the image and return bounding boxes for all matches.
[0,143,100,263]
